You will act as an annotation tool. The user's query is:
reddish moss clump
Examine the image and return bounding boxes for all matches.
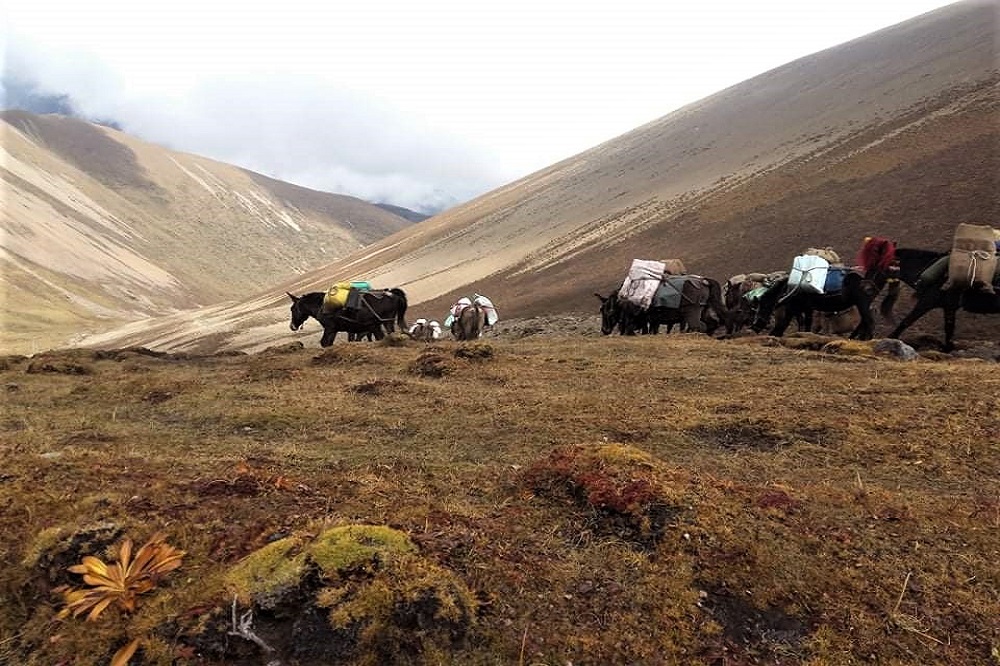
[522,443,687,546]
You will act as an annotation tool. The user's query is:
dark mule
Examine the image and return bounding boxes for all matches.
[287,288,408,347]
[723,275,779,335]
[451,303,486,340]
[408,320,440,341]
[880,247,1000,351]
[408,322,431,341]
[595,276,727,336]
[751,239,897,340]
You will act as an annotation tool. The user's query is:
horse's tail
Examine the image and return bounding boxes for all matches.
[707,278,728,318]
[391,287,408,331]
[880,279,901,322]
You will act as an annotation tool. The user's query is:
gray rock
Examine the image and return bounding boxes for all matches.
[872,339,918,361]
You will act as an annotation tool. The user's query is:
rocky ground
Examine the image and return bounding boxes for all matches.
[489,313,999,362]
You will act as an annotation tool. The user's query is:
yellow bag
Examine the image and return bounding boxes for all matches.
[322,282,353,312]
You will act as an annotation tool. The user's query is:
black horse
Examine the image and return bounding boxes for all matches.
[750,272,881,339]
[751,238,898,340]
[879,247,999,351]
[287,288,408,347]
[595,276,727,336]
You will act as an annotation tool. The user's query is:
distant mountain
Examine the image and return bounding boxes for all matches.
[1,77,75,116]
[26,1,1000,353]
[375,203,431,223]
[1,110,415,354]
[1,76,122,129]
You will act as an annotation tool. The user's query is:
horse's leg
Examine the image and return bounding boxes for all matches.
[888,292,939,340]
[798,310,812,333]
[321,329,336,347]
[850,303,876,340]
[769,305,794,337]
[621,312,637,335]
[942,306,958,352]
[683,307,705,333]
[702,308,720,336]
[942,298,960,352]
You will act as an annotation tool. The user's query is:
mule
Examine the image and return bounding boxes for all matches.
[452,303,486,340]
[596,276,727,336]
[879,247,1000,351]
[750,237,897,340]
[408,319,441,341]
[287,288,408,347]
[723,275,777,334]
[751,273,882,339]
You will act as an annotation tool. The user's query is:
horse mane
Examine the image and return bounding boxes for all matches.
[856,236,897,276]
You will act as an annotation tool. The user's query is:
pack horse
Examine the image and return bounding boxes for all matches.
[597,258,726,335]
[446,294,499,340]
[287,284,408,347]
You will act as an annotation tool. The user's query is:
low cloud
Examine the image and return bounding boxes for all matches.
[4,37,507,213]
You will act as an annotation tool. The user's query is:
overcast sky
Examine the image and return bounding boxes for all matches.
[4,1,957,213]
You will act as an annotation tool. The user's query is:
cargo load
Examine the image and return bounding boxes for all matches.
[943,223,997,294]
[618,259,666,309]
[322,281,373,313]
[788,254,830,294]
[661,258,687,276]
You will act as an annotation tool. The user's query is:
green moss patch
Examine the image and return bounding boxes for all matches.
[212,524,476,665]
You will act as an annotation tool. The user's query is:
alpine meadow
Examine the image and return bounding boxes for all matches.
[1,2,998,665]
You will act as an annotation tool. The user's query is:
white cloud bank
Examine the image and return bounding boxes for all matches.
[3,1,955,213]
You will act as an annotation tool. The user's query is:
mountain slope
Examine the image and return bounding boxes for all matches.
[67,1,1000,352]
[1,110,414,353]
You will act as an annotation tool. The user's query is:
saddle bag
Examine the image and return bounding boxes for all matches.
[322,282,353,312]
[823,267,850,294]
[788,255,830,294]
[944,223,997,294]
[660,258,687,276]
[323,280,373,313]
[618,259,666,310]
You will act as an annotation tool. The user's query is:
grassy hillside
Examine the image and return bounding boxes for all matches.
[1,111,413,355]
[73,2,999,355]
[2,331,996,664]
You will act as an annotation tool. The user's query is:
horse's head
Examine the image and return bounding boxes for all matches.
[594,292,620,335]
[287,292,309,331]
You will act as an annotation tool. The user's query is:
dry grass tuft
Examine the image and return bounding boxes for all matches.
[522,443,686,547]
[377,333,412,347]
[260,341,305,355]
[310,346,373,365]
[349,377,406,395]
[26,359,93,375]
[407,351,453,377]
[454,343,495,360]
[819,339,876,356]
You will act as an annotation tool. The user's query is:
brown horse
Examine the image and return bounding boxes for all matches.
[451,303,486,340]
[598,275,727,336]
